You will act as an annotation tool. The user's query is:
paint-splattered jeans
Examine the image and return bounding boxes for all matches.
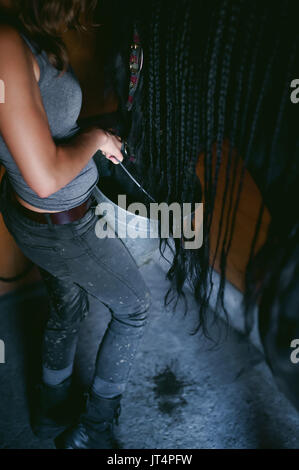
[0,173,151,391]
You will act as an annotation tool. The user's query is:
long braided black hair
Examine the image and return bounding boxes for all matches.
[98,0,299,348]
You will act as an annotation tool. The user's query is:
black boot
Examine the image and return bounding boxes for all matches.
[31,376,74,439]
[55,391,122,449]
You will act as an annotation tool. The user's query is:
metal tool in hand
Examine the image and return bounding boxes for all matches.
[104,140,156,204]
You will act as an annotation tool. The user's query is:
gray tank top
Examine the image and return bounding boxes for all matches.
[0,30,99,211]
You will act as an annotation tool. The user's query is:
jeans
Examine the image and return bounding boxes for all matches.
[0,173,151,393]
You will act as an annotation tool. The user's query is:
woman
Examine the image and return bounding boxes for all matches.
[1,0,298,449]
[0,0,152,449]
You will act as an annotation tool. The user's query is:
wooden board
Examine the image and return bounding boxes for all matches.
[196,140,271,292]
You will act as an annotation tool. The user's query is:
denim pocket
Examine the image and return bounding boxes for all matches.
[14,240,70,278]
[4,216,71,278]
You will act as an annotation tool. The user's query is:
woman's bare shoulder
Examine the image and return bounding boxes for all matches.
[0,23,23,43]
[0,23,28,60]
[0,23,35,81]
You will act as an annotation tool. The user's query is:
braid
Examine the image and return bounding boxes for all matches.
[206,2,240,324]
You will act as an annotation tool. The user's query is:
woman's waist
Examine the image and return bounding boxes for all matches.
[4,160,99,213]
[14,193,63,213]
[12,179,98,213]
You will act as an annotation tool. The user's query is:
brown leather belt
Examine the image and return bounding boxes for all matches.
[11,192,94,225]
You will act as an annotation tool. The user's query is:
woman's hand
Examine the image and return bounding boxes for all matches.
[98,131,124,165]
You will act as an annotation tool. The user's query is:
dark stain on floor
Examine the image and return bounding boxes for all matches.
[151,359,194,415]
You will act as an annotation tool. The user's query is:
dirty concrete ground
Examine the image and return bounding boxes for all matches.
[0,259,299,449]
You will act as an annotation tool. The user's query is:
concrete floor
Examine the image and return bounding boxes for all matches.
[0,258,299,449]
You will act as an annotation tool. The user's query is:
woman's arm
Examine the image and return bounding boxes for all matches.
[0,25,123,199]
